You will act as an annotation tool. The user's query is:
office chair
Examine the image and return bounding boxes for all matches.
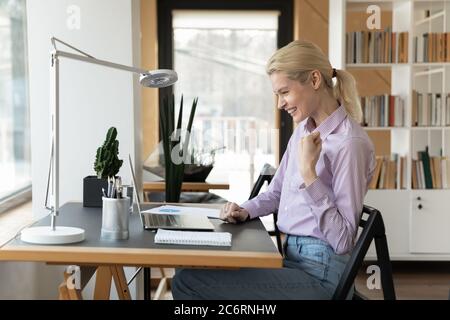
[332,205,396,300]
[249,164,283,254]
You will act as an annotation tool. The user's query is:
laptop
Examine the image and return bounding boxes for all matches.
[129,155,215,231]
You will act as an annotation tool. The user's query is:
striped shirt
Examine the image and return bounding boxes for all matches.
[241,106,376,254]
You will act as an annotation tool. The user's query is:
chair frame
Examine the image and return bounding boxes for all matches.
[332,205,396,300]
[248,171,283,254]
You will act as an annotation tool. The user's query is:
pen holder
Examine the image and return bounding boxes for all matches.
[101,197,130,240]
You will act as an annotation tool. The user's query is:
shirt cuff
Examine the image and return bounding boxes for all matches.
[240,200,260,219]
[300,177,331,205]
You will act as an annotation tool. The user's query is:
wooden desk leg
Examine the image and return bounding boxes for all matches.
[92,266,131,300]
[58,283,70,300]
[111,266,131,300]
[59,271,82,300]
[153,277,168,300]
[94,266,113,300]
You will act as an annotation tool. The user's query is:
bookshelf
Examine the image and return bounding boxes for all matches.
[330,0,450,260]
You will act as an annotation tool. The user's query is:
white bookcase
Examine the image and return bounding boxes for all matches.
[330,0,450,260]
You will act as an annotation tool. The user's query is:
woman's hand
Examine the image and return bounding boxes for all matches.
[220,202,249,224]
[299,131,322,186]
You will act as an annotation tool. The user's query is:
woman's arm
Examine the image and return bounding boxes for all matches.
[239,140,291,219]
[299,137,375,254]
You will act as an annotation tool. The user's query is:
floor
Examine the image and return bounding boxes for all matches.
[355,261,450,300]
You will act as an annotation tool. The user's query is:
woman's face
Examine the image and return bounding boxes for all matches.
[270,71,320,124]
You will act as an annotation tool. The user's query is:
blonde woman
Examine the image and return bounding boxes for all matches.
[172,40,376,300]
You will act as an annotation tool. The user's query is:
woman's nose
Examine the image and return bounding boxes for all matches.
[277,97,286,110]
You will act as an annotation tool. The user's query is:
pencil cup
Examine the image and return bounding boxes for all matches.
[101,197,130,240]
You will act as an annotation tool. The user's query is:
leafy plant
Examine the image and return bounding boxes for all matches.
[94,127,123,179]
[159,95,198,202]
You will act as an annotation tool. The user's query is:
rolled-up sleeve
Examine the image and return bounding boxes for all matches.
[299,137,375,254]
[240,140,291,219]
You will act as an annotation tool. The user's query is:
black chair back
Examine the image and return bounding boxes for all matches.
[249,164,274,200]
[332,205,396,300]
[248,164,283,253]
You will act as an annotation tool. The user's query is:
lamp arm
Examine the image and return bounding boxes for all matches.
[51,37,95,59]
[52,50,149,75]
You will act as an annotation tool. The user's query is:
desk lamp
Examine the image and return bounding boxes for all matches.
[20,37,177,244]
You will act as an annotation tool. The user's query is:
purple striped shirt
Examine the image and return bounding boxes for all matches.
[241,106,376,254]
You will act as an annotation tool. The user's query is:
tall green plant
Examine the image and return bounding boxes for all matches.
[94,127,123,179]
[159,95,198,202]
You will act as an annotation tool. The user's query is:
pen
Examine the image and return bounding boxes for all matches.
[112,177,116,198]
[117,177,122,198]
[107,177,113,198]
[102,188,107,198]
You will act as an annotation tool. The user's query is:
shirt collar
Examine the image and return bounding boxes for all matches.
[303,105,347,140]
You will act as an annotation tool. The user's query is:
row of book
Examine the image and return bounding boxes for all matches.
[369,154,407,190]
[413,33,450,63]
[412,91,450,126]
[346,29,408,64]
[361,95,405,127]
[412,147,450,189]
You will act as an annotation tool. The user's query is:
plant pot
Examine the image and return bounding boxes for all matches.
[183,164,213,182]
[83,176,108,207]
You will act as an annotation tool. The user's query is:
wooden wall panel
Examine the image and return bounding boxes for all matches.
[346,10,392,32]
[350,69,391,97]
[141,0,159,161]
[294,0,329,55]
[366,130,391,156]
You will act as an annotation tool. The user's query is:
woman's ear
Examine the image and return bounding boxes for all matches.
[310,70,322,90]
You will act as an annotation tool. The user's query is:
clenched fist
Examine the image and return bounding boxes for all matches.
[299,131,321,185]
[220,202,250,224]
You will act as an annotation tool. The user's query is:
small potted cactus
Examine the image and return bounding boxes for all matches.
[83,127,123,207]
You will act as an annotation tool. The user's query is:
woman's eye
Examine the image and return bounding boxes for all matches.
[281,91,289,95]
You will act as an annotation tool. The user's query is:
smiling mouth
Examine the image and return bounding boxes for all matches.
[286,107,297,116]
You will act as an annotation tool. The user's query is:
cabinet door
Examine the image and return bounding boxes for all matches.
[364,190,410,257]
[410,191,450,253]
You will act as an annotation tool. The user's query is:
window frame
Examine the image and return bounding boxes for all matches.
[156,0,294,160]
[0,1,32,213]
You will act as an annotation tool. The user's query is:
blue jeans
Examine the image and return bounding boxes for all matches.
[172,235,351,300]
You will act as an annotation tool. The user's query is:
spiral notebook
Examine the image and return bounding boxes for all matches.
[154,229,232,247]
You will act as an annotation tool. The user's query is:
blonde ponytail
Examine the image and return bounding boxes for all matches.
[266,40,362,123]
[333,69,362,123]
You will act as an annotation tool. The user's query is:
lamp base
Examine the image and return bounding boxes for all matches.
[21,226,85,244]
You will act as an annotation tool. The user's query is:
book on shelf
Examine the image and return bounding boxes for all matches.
[412,146,450,189]
[369,154,406,190]
[346,29,408,64]
[361,94,405,127]
[412,91,450,127]
[414,33,450,63]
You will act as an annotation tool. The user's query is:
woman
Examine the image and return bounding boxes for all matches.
[172,40,376,300]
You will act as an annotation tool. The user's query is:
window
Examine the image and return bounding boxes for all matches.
[0,0,31,207]
[172,10,278,202]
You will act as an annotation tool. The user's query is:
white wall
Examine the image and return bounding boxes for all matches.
[0,0,142,299]
[28,0,141,219]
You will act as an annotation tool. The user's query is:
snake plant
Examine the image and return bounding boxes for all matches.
[159,94,198,202]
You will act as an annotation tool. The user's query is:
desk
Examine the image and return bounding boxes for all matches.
[0,202,282,300]
[143,181,230,192]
